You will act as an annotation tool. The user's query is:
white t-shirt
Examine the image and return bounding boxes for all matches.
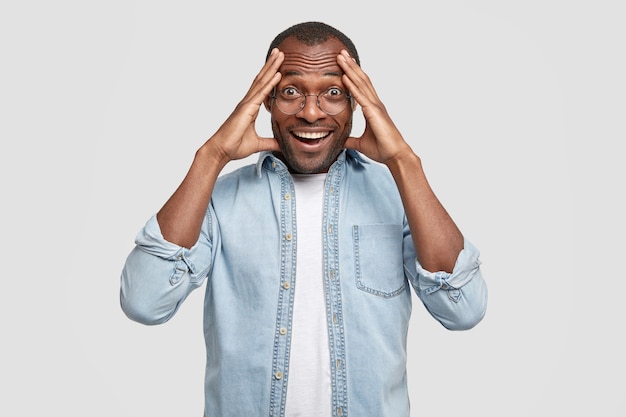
[284,173,331,417]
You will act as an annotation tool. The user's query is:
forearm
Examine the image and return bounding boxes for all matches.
[386,151,463,273]
[120,214,212,325]
[120,245,194,325]
[157,143,227,248]
[413,238,487,330]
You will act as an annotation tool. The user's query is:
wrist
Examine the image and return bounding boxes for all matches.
[385,149,422,174]
[196,140,230,172]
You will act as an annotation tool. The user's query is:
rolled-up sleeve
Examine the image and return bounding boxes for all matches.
[120,212,214,325]
[410,239,488,330]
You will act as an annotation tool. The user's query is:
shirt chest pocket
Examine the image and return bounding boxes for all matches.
[352,224,406,298]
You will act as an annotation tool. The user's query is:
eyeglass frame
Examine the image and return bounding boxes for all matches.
[269,87,354,116]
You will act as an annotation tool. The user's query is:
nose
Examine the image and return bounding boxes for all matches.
[297,94,326,122]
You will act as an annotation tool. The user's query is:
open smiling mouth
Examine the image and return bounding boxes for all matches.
[292,131,332,144]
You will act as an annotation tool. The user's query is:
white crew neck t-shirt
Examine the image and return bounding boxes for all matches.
[284,173,331,417]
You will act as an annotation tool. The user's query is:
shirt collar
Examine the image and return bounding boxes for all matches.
[255,150,366,177]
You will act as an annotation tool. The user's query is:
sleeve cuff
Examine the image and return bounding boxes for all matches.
[134,214,186,260]
[417,238,482,295]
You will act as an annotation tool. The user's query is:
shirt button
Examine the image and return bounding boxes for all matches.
[279,327,287,335]
[284,193,291,200]
[275,371,283,380]
[441,284,448,289]
[272,162,277,169]
[283,282,291,290]
[285,233,292,241]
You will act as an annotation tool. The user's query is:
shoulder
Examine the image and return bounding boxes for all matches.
[213,163,259,196]
[346,151,396,186]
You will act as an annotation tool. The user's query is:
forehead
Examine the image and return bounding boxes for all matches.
[277,37,346,77]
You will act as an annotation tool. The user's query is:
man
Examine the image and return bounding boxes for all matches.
[121,21,488,417]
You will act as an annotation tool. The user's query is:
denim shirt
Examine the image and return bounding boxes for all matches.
[120,150,488,417]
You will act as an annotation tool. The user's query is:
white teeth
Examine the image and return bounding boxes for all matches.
[294,131,329,140]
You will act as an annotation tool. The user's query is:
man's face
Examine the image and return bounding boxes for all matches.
[266,37,354,174]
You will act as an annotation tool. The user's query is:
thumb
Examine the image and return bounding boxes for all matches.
[257,136,281,153]
[344,136,362,152]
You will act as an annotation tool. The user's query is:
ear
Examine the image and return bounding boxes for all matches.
[263,95,272,112]
[264,87,275,112]
[350,96,358,111]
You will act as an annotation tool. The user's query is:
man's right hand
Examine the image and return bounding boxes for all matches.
[156,49,284,248]
[202,48,284,169]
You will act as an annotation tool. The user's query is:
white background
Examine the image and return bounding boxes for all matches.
[1,1,624,416]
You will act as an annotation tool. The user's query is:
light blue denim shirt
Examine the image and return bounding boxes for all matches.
[121,150,488,417]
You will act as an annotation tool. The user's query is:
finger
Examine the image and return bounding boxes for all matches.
[344,123,375,150]
[230,50,283,123]
[256,136,281,153]
[245,49,284,103]
[338,50,380,106]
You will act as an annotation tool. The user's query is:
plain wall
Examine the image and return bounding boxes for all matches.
[1,1,624,416]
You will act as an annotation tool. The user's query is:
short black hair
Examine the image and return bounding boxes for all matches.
[266,21,360,66]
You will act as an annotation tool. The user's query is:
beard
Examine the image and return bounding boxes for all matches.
[271,118,353,174]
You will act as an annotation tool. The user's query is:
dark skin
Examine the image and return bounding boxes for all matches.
[157,37,463,272]
[263,37,355,174]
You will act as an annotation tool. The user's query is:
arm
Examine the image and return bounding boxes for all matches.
[158,48,284,248]
[339,50,461,272]
[338,50,487,328]
[120,49,285,324]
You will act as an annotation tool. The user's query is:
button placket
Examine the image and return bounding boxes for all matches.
[322,167,348,416]
[269,173,297,416]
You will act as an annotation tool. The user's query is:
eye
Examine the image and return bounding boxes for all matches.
[280,87,301,98]
[325,87,345,98]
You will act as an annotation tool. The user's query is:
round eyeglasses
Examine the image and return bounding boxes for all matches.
[271,87,352,116]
